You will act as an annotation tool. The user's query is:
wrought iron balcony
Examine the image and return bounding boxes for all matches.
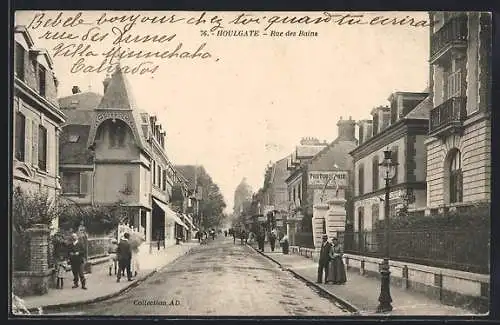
[429,97,467,136]
[430,15,467,64]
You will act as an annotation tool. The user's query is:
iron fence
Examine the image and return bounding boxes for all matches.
[340,230,489,274]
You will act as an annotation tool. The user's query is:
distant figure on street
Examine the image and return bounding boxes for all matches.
[269,228,277,252]
[55,257,70,289]
[232,230,237,244]
[68,233,87,290]
[257,229,265,251]
[117,233,133,282]
[240,229,246,245]
[326,237,347,285]
[108,238,118,276]
[224,230,228,237]
[210,229,216,240]
[316,234,331,284]
[195,231,201,243]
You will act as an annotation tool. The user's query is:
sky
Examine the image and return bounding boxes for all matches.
[15,11,430,213]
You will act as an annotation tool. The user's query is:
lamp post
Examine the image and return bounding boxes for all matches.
[377,149,398,313]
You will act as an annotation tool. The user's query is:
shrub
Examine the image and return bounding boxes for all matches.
[12,187,59,271]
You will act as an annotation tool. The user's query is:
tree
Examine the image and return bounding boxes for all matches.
[196,166,227,229]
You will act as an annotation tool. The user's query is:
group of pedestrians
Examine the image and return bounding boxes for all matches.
[107,233,140,282]
[317,234,347,285]
[55,233,87,290]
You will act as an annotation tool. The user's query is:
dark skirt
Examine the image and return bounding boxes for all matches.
[327,257,347,284]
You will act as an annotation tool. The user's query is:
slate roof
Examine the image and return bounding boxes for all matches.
[270,156,290,187]
[89,65,148,150]
[307,138,357,172]
[296,144,327,158]
[175,165,197,190]
[404,96,432,120]
[60,124,93,165]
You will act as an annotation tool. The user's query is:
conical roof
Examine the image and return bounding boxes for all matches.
[98,65,138,110]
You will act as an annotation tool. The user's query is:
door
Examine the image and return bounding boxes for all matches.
[358,208,365,252]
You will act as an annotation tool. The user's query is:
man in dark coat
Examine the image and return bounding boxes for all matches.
[317,234,332,284]
[68,233,87,289]
[116,233,133,282]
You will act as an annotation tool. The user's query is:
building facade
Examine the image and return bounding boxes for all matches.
[58,66,191,246]
[13,26,66,232]
[351,92,430,236]
[426,12,491,210]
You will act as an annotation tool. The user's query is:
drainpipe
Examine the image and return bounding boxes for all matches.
[91,150,96,207]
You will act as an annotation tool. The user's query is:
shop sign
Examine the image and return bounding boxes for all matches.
[308,171,348,186]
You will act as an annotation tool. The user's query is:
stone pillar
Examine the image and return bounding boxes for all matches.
[325,198,347,240]
[312,203,329,249]
[27,224,50,273]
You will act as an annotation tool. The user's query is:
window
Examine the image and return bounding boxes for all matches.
[162,170,167,191]
[61,172,87,194]
[38,66,46,96]
[297,183,302,202]
[293,188,296,203]
[15,43,25,80]
[152,161,156,185]
[15,112,25,161]
[391,147,399,185]
[68,134,80,143]
[358,164,364,195]
[449,150,463,203]
[109,121,127,148]
[157,165,161,186]
[372,155,379,191]
[372,204,379,230]
[38,125,47,171]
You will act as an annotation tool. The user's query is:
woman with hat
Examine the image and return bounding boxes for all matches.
[326,237,347,285]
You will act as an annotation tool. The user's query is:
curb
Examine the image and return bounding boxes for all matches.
[30,246,195,313]
[249,244,361,315]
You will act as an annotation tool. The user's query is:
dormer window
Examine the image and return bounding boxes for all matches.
[15,43,25,81]
[68,134,80,143]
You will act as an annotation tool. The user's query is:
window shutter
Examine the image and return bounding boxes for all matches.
[80,172,89,195]
[25,119,32,164]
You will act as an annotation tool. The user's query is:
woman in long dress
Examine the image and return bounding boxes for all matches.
[326,237,347,284]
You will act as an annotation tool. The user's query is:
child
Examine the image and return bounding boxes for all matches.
[55,257,69,289]
[108,238,118,276]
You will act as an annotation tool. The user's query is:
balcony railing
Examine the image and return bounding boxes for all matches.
[429,96,467,135]
[430,15,467,60]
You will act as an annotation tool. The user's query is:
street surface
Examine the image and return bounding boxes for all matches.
[51,237,350,316]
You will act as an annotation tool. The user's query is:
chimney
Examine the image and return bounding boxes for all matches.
[102,74,111,93]
[72,86,81,94]
[337,116,356,141]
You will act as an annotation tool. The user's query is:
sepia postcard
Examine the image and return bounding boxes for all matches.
[10,10,492,318]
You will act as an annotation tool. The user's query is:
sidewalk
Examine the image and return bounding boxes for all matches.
[22,242,198,311]
[251,244,477,316]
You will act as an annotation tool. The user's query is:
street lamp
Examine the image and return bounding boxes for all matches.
[377,148,398,313]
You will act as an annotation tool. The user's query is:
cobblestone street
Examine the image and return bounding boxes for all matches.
[50,237,350,316]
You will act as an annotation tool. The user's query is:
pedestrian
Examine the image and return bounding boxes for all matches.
[55,256,70,289]
[232,230,237,244]
[316,234,331,284]
[68,233,87,290]
[116,233,133,282]
[224,230,228,237]
[269,228,277,252]
[258,229,265,251]
[326,237,347,285]
[108,238,118,276]
[240,229,246,245]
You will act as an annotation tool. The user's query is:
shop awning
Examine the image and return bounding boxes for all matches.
[183,214,195,229]
[153,198,189,229]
